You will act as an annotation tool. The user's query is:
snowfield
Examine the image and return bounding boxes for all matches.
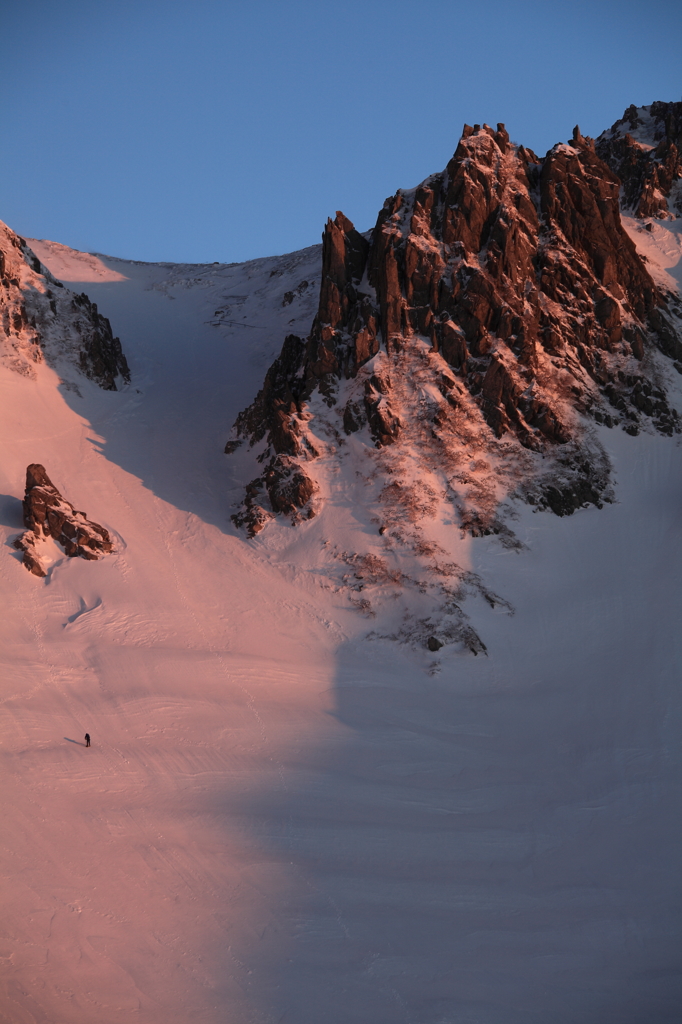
[0,230,680,1023]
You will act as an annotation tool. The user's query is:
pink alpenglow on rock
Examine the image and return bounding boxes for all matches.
[227,110,682,540]
[13,463,113,577]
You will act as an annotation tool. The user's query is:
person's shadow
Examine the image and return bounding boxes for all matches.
[64,737,88,746]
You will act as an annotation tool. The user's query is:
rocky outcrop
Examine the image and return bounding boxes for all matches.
[0,220,130,388]
[70,291,130,389]
[596,102,682,218]
[227,107,681,538]
[13,464,113,577]
[227,334,320,533]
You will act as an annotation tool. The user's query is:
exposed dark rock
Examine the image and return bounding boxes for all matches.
[230,477,273,537]
[13,464,113,576]
[647,307,682,362]
[226,333,321,460]
[282,280,309,306]
[71,292,130,390]
[231,456,318,538]
[264,458,316,515]
[363,374,401,446]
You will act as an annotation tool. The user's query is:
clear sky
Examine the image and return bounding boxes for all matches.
[1,0,680,264]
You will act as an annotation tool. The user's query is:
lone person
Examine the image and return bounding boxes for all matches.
[84,733,91,748]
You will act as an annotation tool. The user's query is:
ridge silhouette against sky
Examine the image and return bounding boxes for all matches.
[2,0,680,264]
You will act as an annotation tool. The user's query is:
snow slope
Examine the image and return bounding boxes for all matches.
[0,236,680,1023]
[622,209,682,297]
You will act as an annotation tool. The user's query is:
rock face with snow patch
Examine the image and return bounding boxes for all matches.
[227,106,682,541]
[596,102,682,220]
[14,464,113,577]
[0,220,130,389]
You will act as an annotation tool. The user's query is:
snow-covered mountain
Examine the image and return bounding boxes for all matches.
[225,103,682,650]
[0,104,680,1024]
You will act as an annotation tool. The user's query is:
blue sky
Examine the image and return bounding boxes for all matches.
[2,0,680,263]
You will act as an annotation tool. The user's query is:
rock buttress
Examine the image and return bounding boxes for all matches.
[228,113,681,534]
[0,221,130,388]
[13,464,113,576]
[596,101,682,219]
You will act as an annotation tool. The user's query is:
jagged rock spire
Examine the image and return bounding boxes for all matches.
[14,464,113,577]
[227,109,681,537]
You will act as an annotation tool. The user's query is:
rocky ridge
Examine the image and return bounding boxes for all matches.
[228,106,681,528]
[224,104,682,652]
[14,464,114,577]
[0,219,130,390]
[596,101,682,220]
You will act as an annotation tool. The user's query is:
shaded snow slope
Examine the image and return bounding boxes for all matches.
[0,240,679,1023]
